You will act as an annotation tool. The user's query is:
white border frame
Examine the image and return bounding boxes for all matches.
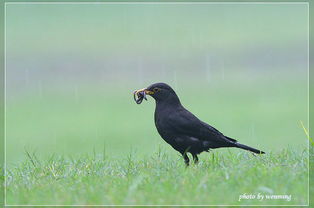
[3,1,310,207]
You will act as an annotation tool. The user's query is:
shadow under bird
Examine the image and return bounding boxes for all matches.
[133,83,265,165]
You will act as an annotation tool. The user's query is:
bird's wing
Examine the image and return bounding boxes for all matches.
[200,121,238,143]
[167,107,236,145]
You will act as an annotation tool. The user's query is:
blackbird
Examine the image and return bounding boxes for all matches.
[134,83,265,165]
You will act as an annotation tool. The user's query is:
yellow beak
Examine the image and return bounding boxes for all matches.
[134,88,154,95]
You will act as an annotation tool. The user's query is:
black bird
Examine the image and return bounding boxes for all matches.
[134,83,265,165]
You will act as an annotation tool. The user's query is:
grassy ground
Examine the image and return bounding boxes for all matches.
[5,147,309,205]
[4,4,309,205]
[4,76,309,205]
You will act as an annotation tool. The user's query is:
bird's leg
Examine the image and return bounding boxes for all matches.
[192,154,199,164]
[182,153,190,166]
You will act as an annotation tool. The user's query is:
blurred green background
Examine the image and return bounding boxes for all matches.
[5,3,308,166]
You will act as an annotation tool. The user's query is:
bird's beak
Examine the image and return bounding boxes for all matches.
[134,88,154,95]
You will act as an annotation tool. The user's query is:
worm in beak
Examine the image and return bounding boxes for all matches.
[133,89,147,104]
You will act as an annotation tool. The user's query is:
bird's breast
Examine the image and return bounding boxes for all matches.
[154,110,178,140]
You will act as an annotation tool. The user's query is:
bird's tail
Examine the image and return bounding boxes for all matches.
[235,142,265,154]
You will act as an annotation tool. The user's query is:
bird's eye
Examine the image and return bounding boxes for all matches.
[153,88,160,92]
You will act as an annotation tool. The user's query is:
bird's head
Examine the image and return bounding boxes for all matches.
[134,83,181,105]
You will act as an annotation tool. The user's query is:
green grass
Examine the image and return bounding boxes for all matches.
[5,147,309,205]
[4,76,309,205]
[4,3,309,205]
